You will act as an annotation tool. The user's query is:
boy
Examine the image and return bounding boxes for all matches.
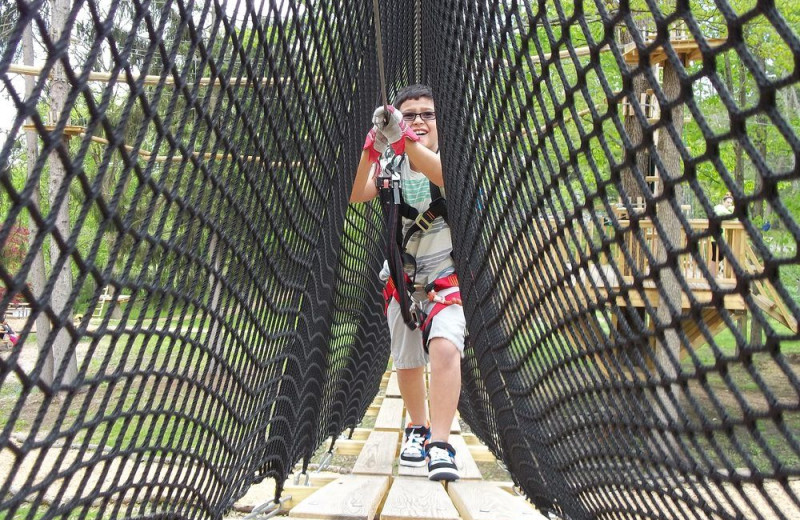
[350,84,464,481]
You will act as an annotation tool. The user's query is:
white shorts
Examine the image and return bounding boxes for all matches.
[386,287,466,369]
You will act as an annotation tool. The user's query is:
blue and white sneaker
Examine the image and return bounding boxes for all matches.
[426,441,460,481]
[399,424,430,467]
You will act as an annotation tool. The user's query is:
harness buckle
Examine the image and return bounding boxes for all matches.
[414,210,437,232]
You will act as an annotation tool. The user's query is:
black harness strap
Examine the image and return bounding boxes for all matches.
[401,182,448,249]
[378,158,449,332]
[385,202,418,329]
[376,154,419,330]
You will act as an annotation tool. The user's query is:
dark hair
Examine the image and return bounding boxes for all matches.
[393,84,434,109]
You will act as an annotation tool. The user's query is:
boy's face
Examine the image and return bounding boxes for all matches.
[398,97,438,152]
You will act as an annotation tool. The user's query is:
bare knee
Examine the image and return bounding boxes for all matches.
[428,337,460,363]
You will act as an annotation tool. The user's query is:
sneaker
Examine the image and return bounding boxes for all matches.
[426,441,460,481]
[399,424,430,467]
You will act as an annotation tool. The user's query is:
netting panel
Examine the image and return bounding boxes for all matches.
[1,0,388,518]
[2,0,800,519]
[433,1,800,519]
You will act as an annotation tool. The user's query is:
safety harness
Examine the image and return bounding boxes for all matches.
[375,150,461,346]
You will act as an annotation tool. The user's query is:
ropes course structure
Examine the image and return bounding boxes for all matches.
[0,0,799,518]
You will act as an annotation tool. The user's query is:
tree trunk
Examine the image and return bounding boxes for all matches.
[205,87,226,376]
[749,57,769,349]
[723,52,746,190]
[207,231,224,375]
[749,143,766,348]
[621,27,651,209]
[653,59,684,430]
[735,59,746,189]
[616,16,655,357]
[44,0,78,386]
[23,16,53,371]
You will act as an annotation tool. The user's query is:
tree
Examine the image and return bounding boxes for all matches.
[22,7,54,384]
[653,55,685,432]
[42,0,78,386]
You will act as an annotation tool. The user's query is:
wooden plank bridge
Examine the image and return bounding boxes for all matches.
[231,369,547,520]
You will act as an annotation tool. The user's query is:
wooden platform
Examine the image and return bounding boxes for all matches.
[233,368,547,519]
[621,37,727,66]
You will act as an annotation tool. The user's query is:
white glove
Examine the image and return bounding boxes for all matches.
[363,126,390,163]
[372,105,419,153]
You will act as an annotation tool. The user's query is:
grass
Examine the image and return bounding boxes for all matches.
[0,505,101,519]
[676,318,800,470]
[503,312,800,472]
[3,305,797,517]
[1,314,256,453]
[1,307,374,474]
[683,317,800,366]
[0,502,210,519]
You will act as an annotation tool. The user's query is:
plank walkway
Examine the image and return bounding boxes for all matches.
[232,368,547,519]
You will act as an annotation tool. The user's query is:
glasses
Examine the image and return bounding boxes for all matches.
[402,111,436,122]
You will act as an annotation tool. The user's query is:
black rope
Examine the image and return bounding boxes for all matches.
[0,0,799,519]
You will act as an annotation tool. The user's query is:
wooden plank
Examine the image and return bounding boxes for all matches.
[277,475,340,511]
[449,435,482,480]
[461,433,481,446]
[386,372,401,397]
[450,415,461,434]
[397,463,428,478]
[380,477,460,520]
[400,411,458,433]
[467,444,496,463]
[448,481,548,520]
[341,428,372,441]
[288,475,391,520]
[333,439,366,456]
[374,398,405,431]
[351,431,399,476]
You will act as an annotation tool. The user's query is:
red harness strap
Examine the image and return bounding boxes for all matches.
[385,273,463,344]
[429,273,459,292]
[383,274,412,313]
[421,273,462,340]
[421,290,461,335]
[385,274,460,308]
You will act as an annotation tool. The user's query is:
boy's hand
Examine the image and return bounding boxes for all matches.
[372,105,419,155]
[363,127,389,163]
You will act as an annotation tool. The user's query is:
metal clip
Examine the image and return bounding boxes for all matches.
[376,149,405,205]
[243,495,292,519]
[315,449,335,474]
[408,296,425,330]
[293,472,310,486]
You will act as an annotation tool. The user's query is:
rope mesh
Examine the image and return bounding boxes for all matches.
[1,0,799,518]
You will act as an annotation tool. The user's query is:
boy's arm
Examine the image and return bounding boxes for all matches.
[349,150,379,203]
[405,140,443,187]
[372,105,444,187]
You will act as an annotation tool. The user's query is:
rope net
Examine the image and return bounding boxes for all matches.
[1,0,799,518]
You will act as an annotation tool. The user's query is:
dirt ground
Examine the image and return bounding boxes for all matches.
[2,332,800,518]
